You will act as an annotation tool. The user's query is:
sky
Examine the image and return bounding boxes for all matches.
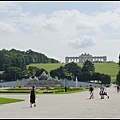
[0,1,120,63]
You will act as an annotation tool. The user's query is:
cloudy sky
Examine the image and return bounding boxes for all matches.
[0,1,120,63]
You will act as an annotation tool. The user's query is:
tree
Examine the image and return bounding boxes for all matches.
[35,68,44,77]
[0,52,11,71]
[27,66,38,77]
[0,48,60,71]
[116,54,120,85]
[64,62,82,80]
[78,72,91,82]
[81,60,95,74]
[50,66,66,79]
[35,68,48,77]
[50,69,58,79]
[100,74,111,84]
[2,67,23,81]
[116,71,120,85]
[118,54,120,71]
[90,72,102,83]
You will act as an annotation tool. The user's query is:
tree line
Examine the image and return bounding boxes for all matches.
[116,54,120,85]
[0,48,59,71]
[50,60,111,84]
[0,48,59,81]
[0,48,113,84]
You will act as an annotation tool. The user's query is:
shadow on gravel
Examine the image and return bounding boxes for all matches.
[22,106,31,109]
[86,98,104,100]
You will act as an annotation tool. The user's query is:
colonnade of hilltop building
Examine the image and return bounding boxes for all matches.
[65,53,107,63]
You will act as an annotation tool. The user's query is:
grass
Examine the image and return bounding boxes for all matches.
[0,97,24,105]
[0,62,119,78]
[28,63,119,77]
[94,63,118,83]
[28,62,119,83]
[1,63,118,81]
[0,62,119,84]
[28,63,65,75]
[94,63,118,77]
[37,87,90,94]
[53,89,89,94]
[78,63,119,83]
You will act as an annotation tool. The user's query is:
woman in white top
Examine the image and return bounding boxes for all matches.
[103,85,109,99]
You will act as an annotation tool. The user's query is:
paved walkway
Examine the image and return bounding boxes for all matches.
[0,84,120,119]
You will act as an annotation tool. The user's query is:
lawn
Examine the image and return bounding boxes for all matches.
[46,88,89,94]
[28,63,119,77]
[28,63,65,74]
[28,62,119,83]
[0,97,24,105]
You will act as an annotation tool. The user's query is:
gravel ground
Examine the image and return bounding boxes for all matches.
[0,84,119,119]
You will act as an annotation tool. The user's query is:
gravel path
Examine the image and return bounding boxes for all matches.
[0,84,119,118]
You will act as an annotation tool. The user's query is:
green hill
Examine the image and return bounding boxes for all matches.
[28,62,119,83]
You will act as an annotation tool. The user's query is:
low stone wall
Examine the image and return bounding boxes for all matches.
[0,79,28,87]
[26,80,62,87]
[0,79,101,88]
[63,80,100,88]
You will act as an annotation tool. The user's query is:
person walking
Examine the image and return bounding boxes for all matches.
[30,85,36,108]
[117,85,120,93]
[103,85,109,99]
[89,85,94,99]
[99,84,104,99]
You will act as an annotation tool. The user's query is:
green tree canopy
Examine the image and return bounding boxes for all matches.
[64,62,82,80]
[81,60,95,73]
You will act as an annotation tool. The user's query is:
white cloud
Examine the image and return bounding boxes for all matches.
[69,35,96,49]
[0,21,16,32]
[0,2,120,62]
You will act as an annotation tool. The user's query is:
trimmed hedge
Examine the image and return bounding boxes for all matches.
[43,91,53,93]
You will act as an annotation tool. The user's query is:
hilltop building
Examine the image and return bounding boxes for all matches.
[65,53,107,63]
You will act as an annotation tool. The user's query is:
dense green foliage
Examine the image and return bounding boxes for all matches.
[116,54,120,85]
[28,62,118,83]
[0,48,59,81]
[0,48,59,71]
[0,48,119,85]
[50,61,111,84]
[28,63,118,78]
[0,61,118,84]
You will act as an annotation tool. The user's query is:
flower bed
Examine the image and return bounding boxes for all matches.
[0,89,31,93]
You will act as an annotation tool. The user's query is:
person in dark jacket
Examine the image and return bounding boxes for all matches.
[117,85,120,93]
[30,85,36,108]
[89,85,94,99]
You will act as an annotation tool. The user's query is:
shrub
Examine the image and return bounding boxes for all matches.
[45,85,50,90]
[0,89,31,93]
[43,91,53,93]
[67,86,71,90]
[80,84,82,87]
[55,89,64,93]
[40,87,46,90]
[17,84,23,88]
